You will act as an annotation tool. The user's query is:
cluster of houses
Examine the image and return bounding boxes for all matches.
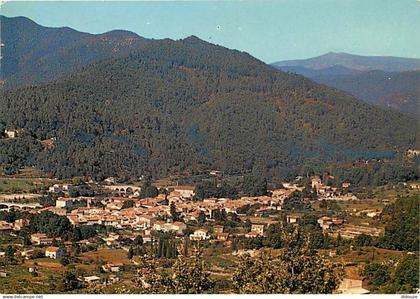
[311,176,357,201]
[0,219,28,234]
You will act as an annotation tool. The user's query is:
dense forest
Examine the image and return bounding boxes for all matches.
[1,34,418,180]
[0,15,149,88]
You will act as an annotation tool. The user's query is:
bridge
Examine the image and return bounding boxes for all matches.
[0,201,42,211]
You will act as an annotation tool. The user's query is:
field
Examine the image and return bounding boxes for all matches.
[80,248,130,265]
[0,260,63,294]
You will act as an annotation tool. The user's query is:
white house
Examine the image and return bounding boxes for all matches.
[45,247,63,259]
[190,229,210,240]
[56,198,73,208]
[4,129,17,138]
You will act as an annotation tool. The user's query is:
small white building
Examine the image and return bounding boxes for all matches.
[190,229,210,240]
[84,275,101,284]
[4,129,17,138]
[45,247,63,259]
[56,198,73,208]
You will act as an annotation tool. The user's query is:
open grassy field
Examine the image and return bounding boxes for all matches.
[80,248,130,265]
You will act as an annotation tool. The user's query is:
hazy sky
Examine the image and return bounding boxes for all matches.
[1,0,419,63]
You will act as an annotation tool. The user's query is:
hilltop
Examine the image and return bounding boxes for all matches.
[1,35,417,179]
[272,52,420,72]
[0,15,150,88]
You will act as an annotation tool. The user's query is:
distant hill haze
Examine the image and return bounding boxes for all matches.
[272,53,420,118]
[0,15,150,88]
[1,27,417,179]
[272,52,420,72]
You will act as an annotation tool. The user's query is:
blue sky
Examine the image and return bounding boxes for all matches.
[1,0,419,63]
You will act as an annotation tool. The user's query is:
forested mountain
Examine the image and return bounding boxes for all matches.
[272,52,420,72]
[1,35,417,180]
[272,54,420,118]
[0,15,150,88]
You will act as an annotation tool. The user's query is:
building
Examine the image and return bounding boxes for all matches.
[245,231,259,238]
[286,214,302,224]
[251,224,265,235]
[342,181,351,188]
[0,221,13,235]
[102,263,123,273]
[56,198,73,208]
[45,247,63,259]
[213,225,224,233]
[31,233,54,245]
[173,186,195,198]
[215,232,229,241]
[84,276,101,284]
[311,176,323,191]
[190,229,209,240]
[4,129,17,138]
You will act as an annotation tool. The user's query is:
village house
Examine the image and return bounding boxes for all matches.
[56,198,73,208]
[31,233,54,245]
[190,229,210,240]
[245,231,260,238]
[311,176,323,191]
[172,186,195,198]
[84,276,102,284]
[213,225,224,233]
[104,177,117,185]
[408,182,420,189]
[0,221,14,235]
[102,263,123,273]
[342,181,351,188]
[45,247,63,259]
[251,223,265,236]
[13,218,29,231]
[21,249,35,259]
[4,129,17,138]
[215,232,229,241]
[286,213,302,224]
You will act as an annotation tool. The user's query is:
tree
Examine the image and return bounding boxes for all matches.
[171,248,214,293]
[141,181,159,198]
[232,230,342,293]
[5,245,16,260]
[282,192,311,211]
[127,247,134,259]
[59,271,80,292]
[170,202,179,221]
[122,200,134,209]
[353,234,373,247]
[242,175,268,197]
[378,196,419,251]
[394,255,419,292]
[138,247,214,294]
[362,263,390,287]
[134,235,144,247]
[198,211,206,224]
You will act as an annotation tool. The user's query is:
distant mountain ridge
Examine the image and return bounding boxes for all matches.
[272,52,420,72]
[272,53,420,117]
[0,15,150,88]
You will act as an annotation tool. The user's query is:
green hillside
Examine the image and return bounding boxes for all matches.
[0,37,418,179]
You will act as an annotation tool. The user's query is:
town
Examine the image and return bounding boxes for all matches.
[0,167,418,294]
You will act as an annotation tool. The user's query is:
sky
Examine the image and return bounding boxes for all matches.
[1,0,419,63]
